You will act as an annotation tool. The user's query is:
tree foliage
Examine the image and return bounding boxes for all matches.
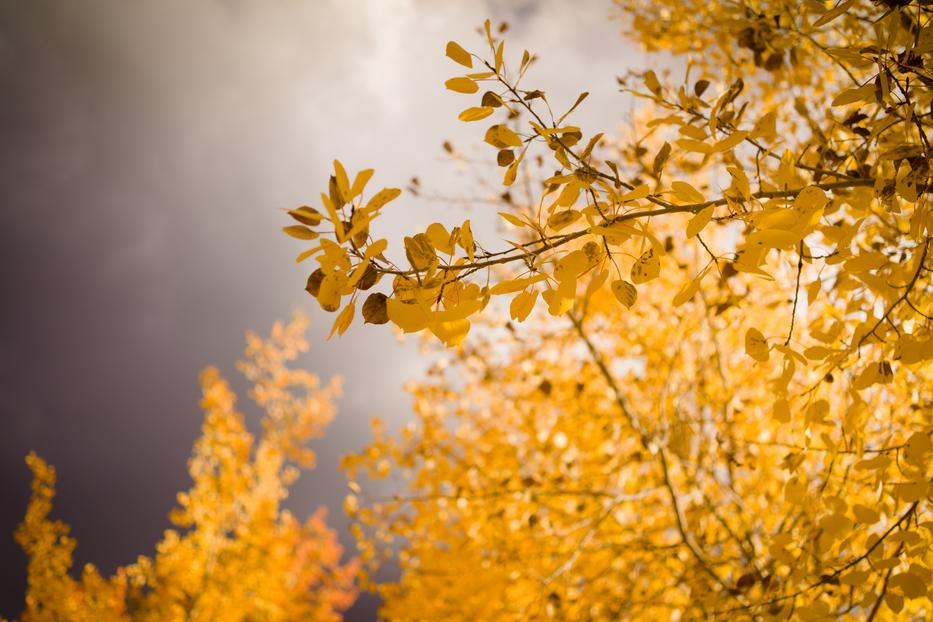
[287,1,933,619]
[11,315,358,622]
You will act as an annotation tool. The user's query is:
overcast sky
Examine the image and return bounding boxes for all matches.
[0,1,647,618]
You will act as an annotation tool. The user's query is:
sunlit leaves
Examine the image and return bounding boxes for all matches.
[282,12,933,619]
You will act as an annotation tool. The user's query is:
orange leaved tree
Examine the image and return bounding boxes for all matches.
[12,315,358,622]
[286,1,933,619]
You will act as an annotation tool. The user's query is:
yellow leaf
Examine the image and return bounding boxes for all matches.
[745,327,770,362]
[855,455,891,470]
[460,219,475,262]
[671,272,703,307]
[811,0,855,28]
[804,346,833,360]
[774,343,806,366]
[619,183,650,202]
[820,512,852,538]
[328,302,355,339]
[386,298,430,332]
[713,131,747,152]
[295,248,318,263]
[671,181,706,203]
[686,205,714,238]
[844,253,886,272]
[675,138,713,154]
[333,160,350,201]
[852,504,880,524]
[365,187,402,212]
[904,431,933,465]
[678,124,707,140]
[490,274,547,295]
[430,318,471,346]
[404,234,436,270]
[498,211,527,228]
[745,228,800,250]
[346,260,371,289]
[445,41,472,68]
[548,210,581,231]
[831,83,874,106]
[542,286,573,316]
[630,249,660,284]
[364,238,387,260]
[509,289,538,322]
[319,193,338,235]
[458,106,494,122]
[554,182,581,207]
[885,591,904,613]
[894,481,929,503]
[554,250,590,282]
[445,77,478,94]
[610,280,637,308]
[890,571,927,599]
[348,168,374,200]
[287,206,323,227]
[435,299,483,322]
[425,222,454,255]
[317,274,342,312]
[283,225,318,240]
[484,124,522,148]
[839,570,871,586]
[503,158,520,186]
[644,69,661,94]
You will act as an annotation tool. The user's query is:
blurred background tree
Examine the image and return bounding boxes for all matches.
[11,315,358,622]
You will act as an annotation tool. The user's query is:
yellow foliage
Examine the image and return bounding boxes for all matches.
[13,315,358,622]
[282,3,933,620]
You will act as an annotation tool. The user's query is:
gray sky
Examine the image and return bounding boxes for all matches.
[0,1,643,618]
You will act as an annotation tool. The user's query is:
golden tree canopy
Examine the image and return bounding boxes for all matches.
[285,1,933,619]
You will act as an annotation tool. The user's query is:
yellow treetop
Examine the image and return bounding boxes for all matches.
[12,314,358,622]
